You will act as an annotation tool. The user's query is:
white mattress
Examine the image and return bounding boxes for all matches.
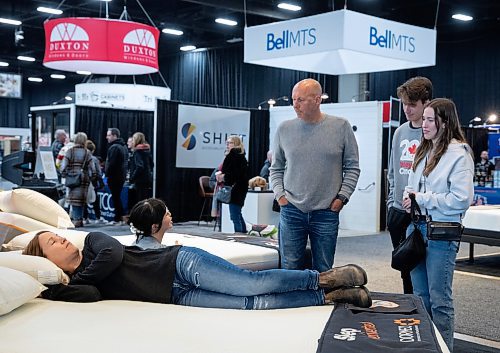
[114,232,279,270]
[462,205,500,231]
[0,298,449,353]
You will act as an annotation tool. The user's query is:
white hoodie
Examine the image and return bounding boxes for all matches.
[406,143,474,222]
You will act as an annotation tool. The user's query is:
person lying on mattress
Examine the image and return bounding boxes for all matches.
[23,198,372,309]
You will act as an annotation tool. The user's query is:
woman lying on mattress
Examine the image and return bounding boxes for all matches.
[23,198,372,309]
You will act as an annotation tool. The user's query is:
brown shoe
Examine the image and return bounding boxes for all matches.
[325,286,372,308]
[319,264,367,289]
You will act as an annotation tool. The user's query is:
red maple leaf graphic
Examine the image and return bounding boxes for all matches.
[408,144,417,155]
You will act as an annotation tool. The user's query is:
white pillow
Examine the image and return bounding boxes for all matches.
[0,212,58,247]
[3,229,88,252]
[0,266,47,316]
[0,189,74,228]
[0,252,70,285]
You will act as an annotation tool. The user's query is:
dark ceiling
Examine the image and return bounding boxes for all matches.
[0,0,498,80]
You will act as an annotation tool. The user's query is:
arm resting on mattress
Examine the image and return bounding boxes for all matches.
[41,284,102,302]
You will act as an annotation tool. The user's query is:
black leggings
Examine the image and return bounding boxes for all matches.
[387,206,413,294]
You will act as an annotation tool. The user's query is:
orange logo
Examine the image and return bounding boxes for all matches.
[394,318,421,326]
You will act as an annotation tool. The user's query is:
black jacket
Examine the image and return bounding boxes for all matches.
[129,144,154,187]
[222,148,249,206]
[105,138,128,180]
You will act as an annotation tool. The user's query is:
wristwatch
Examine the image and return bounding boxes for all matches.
[336,194,349,205]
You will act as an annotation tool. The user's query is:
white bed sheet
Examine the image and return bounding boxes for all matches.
[0,298,449,353]
[462,205,500,231]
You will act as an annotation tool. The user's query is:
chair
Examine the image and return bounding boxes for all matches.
[198,176,214,225]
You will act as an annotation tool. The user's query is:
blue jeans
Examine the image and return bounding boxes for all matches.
[171,247,324,309]
[407,220,459,352]
[71,205,83,221]
[279,202,340,272]
[229,203,247,233]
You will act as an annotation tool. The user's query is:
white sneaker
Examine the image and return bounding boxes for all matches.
[84,219,91,225]
[97,218,106,224]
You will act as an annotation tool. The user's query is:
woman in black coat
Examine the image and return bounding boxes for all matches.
[217,135,249,233]
[129,132,154,205]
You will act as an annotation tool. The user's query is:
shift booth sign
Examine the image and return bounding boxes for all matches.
[86,181,129,221]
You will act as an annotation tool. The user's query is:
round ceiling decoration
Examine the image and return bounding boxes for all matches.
[43,17,159,75]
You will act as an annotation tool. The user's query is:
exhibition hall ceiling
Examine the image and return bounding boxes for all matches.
[0,0,498,79]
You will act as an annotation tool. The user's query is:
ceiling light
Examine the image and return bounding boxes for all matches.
[215,18,237,26]
[51,74,66,79]
[277,3,302,12]
[321,93,329,99]
[452,14,473,21]
[37,6,63,15]
[28,77,43,82]
[227,37,243,43]
[180,45,196,51]
[0,18,22,26]
[0,61,9,67]
[76,70,92,75]
[64,95,73,101]
[162,28,183,36]
[17,55,35,62]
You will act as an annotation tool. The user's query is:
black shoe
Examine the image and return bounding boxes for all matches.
[325,286,372,308]
[319,264,367,289]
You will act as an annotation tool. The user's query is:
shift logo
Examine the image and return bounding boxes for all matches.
[333,328,361,341]
[181,123,197,150]
[369,26,415,53]
[266,28,316,51]
[123,29,157,64]
[394,318,422,343]
[48,23,90,58]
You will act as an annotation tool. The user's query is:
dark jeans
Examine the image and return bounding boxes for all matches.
[108,178,125,222]
[387,206,413,294]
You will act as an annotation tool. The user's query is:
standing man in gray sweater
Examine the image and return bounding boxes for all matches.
[269,78,360,272]
[387,76,432,294]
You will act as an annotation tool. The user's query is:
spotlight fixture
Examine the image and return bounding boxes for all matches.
[17,55,35,62]
[321,93,329,100]
[64,95,73,101]
[215,18,237,26]
[180,45,196,51]
[162,28,183,36]
[226,37,243,43]
[267,98,276,106]
[37,6,63,15]
[452,14,473,22]
[50,74,66,79]
[277,3,302,12]
[488,114,498,123]
[0,18,22,26]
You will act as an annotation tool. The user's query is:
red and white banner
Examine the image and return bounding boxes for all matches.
[43,18,159,75]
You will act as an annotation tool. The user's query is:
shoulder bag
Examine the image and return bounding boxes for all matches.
[391,193,426,272]
[64,150,89,189]
[216,185,232,204]
[427,219,463,241]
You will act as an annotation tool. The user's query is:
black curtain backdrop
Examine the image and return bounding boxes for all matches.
[75,106,154,161]
[155,99,270,222]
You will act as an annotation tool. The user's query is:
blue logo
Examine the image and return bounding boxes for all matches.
[369,26,415,53]
[181,123,196,150]
[266,28,316,51]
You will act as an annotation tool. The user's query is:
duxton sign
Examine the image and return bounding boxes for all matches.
[176,105,250,169]
[244,9,436,75]
[43,18,159,75]
[75,83,170,111]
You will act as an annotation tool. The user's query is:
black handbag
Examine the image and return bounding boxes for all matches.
[65,171,82,188]
[216,185,232,204]
[391,194,426,272]
[427,220,463,241]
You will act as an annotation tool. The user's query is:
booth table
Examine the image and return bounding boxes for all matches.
[221,190,279,233]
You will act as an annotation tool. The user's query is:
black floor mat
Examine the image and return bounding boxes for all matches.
[454,339,500,353]
[455,254,500,277]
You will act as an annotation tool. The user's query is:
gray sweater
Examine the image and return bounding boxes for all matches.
[387,121,422,210]
[269,114,360,213]
[407,143,474,222]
